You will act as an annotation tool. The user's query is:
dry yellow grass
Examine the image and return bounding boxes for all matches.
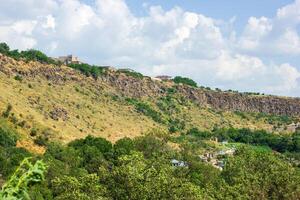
[0,56,294,151]
[0,73,164,144]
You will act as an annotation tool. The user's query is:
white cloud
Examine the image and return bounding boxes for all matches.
[266,64,300,94]
[42,15,56,30]
[275,28,300,55]
[277,0,300,23]
[0,20,37,49]
[0,0,299,96]
[239,17,272,50]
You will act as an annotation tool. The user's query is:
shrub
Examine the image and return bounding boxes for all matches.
[34,136,48,146]
[168,118,185,133]
[68,63,105,79]
[20,49,56,64]
[69,135,113,155]
[0,43,10,54]
[0,127,17,147]
[135,102,164,123]
[114,137,135,157]
[0,42,58,65]
[30,128,38,137]
[118,69,144,79]
[2,104,12,118]
[126,98,164,124]
[173,76,197,87]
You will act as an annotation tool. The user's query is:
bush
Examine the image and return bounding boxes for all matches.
[168,118,185,133]
[69,135,113,155]
[114,137,135,157]
[34,136,48,146]
[0,127,17,147]
[173,76,197,87]
[187,128,211,139]
[0,42,58,65]
[14,75,23,81]
[118,69,144,79]
[136,102,164,123]
[0,43,10,54]
[126,98,164,124]
[2,104,12,118]
[68,63,105,79]
[30,128,38,137]
[20,49,56,64]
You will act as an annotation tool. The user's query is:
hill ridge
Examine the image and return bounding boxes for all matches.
[1,53,300,117]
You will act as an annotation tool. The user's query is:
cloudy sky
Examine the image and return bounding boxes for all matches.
[1,0,300,97]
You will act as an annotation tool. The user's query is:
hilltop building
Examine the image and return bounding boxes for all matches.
[155,75,172,81]
[57,55,81,65]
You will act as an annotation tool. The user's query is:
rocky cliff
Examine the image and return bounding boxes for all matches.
[101,72,300,117]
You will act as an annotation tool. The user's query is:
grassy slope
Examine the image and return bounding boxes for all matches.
[0,58,296,153]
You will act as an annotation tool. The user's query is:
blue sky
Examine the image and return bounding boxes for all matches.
[0,0,300,96]
[86,0,294,29]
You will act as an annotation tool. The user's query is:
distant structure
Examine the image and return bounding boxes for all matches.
[171,159,187,167]
[58,55,81,65]
[155,75,172,81]
[118,68,135,72]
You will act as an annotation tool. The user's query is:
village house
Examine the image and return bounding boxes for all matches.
[155,75,172,81]
[199,147,236,170]
[171,159,187,167]
[57,55,81,65]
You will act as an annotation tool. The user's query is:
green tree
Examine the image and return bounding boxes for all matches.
[221,147,300,200]
[173,76,197,87]
[101,152,205,200]
[0,42,10,54]
[52,174,109,200]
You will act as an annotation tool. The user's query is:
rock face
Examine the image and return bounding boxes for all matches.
[1,54,300,117]
[101,73,300,117]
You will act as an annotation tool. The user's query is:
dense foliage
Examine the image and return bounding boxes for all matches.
[0,43,57,65]
[173,76,198,87]
[126,98,165,124]
[1,42,300,199]
[187,127,300,153]
[68,63,106,79]
[117,69,144,79]
[0,122,299,200]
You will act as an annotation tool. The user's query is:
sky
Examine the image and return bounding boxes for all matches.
[0,0,300,97]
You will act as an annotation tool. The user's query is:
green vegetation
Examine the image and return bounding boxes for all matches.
[1,41,300,199]
[2,104,13,118]
[117,69,144,79]
[68,63,106,79]
[254,112,297,125]
[1,127,299,199]
[0,158,47,200]
[126,98,165,124]
[0,127,17,147]
[0,43,57,65]
[186,127,300,153]
[173,76,197,87]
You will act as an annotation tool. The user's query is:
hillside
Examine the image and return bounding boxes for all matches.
[0,46,300,200]
[0,52,299,150]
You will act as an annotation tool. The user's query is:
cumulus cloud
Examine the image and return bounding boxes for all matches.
[0,0,299,96]
[239,17,272,50]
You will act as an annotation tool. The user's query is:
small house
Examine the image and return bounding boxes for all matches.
[155,75,172,81]
[171,159,187,167]
[58,55,81,65]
